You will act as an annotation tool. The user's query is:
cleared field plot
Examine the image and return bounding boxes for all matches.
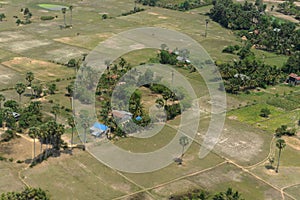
[258,110,300,133]
[228,103,285,125]
[0,64,23,90]
[154,162,285,200]
[2,57,75,82]
[284,184,300,200]
[0,162,24,193]
[120,141,224,188]
[193,118,273,166]
[23,150,140,200]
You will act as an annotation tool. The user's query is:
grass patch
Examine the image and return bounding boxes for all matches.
[38,4,68,11]
[228,104,285,125]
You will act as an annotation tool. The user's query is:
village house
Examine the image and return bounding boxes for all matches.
[287,73,300,85]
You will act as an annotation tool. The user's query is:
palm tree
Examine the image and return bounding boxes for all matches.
[79,110,91,144]
[276,139,286,173]
[179,136,189,158]
[61,7,67,27]
[67,116,75,148]
[205,19,209,37]
[0,94,5,109]
[25,71,34,86]
[15,82,26,102]
[28,127,40,159]
[69,5,73,27]
[51,104,60,122]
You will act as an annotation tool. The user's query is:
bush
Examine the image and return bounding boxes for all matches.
[260,108,270,118]
[102,14,108,19]
[40,16,54,21]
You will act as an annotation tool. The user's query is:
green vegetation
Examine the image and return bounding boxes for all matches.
[40,16,55,21]
[137,0,212,11]
[170,187,243,200]
[0,187,50,200]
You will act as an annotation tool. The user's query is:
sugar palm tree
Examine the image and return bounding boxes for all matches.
[69,5,73,27]
[67,116,75,148]
[179,136,189,158]
[29,127,40,159]
[15,82,26,102]
[276,139,286,173]
[61,7,67,27]
[51,104,60,122]
[0,94,5,109]
[25,71,34,86]
[79,110,91,144]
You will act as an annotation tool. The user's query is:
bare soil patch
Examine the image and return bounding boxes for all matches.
[283,136,300,151]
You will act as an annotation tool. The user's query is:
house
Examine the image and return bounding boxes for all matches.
[112,110,133,124]
[90,122,108,137]
[287,73,300,85]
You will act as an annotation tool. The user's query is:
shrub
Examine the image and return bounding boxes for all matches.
[102,14,108,19]
[260,108,270,118]
[40,16,54,21]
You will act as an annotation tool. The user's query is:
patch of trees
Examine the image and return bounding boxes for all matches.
[137,0,212,11]
[282,51,300,74]
[211,0,300,57]
[0,187,50,200]
[121,7,145,16]
[169,187,244,200]
[275,125,296,137]
[277,0,300,19]
[222,45,240,54]
[16,8,32,25]
[217,52,283,94]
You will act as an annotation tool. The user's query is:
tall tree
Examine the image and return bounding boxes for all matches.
[79,110,91,144]
[68,116,75,148]
[25,71,34,86]
[61,7,67,27]
[276,139,286,173]
[69,5,73,27]
[51,104,60,122]
[28,127,40,159]
[179,135,189,158]
[0,94,5,109]
[15,82,26,102]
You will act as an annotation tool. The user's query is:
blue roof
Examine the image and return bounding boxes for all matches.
[93,122,108,131]
[135,116,142,121]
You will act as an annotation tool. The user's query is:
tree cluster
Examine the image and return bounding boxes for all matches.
[137,0,211,11]
[169,187,244,200]
[211,0,300,58]
[0,187,50,200]
[217,53,283,94]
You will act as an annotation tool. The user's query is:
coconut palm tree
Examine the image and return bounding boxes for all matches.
[15,82,26,102]
[29,127,40,159]
[0,94,5,109]
[276,139,286,173]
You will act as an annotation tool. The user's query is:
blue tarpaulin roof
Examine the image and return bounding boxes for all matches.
[93,122,108,131]
[135,116,142,121]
